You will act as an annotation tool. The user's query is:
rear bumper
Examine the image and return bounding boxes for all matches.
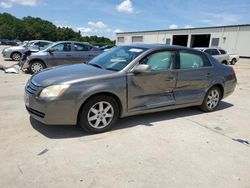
[223,78,237,99]
[2,51,11,58]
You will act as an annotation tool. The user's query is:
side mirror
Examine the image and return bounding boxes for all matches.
[47,48,54,53]
[133,64,150,74]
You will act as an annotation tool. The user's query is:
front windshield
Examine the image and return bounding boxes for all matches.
[88,46,147,71]
[23,41,35,48]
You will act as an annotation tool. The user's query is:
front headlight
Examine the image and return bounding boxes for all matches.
[4,48,11,52]
[39,85,70,98]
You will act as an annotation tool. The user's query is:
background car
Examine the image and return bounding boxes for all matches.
[24,44,237,133]
[22,41,103,74]
[195,47,230,65]
[1,40,52,61]
[0,39,21,46]
[229,54,240,65]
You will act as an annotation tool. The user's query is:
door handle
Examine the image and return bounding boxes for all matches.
[66,54,71,57]
[207,73,211,78]
[165,77,175,81]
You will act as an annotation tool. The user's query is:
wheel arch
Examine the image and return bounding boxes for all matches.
[221,60,228,65]
[29,59,47,68]
[10,51,21,58]
[209,83,224,99]
[77,92,123,124]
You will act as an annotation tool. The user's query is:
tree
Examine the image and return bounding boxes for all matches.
[0,12,115,46]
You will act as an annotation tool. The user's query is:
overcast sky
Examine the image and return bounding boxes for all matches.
[0,0,250,39]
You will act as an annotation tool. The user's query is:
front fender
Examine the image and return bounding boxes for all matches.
[73,76,127,117]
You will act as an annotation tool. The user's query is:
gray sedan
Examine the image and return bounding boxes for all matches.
[22,41,102,74]
[24,44,237,133]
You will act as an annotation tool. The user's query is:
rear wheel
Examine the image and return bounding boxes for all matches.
[11,52,21,61]
[200,86,221,112]
[29,60,45,74]
[78,95,119,133]
[231,58,236,65]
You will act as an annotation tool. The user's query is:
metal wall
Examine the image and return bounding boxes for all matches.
[116,25,250,57]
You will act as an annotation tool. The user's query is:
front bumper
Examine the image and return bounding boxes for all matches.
[24,82,79,125]
[21,59,30,70]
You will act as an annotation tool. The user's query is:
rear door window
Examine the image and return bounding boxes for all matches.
[179,51,211,69]
[74,43,92,51]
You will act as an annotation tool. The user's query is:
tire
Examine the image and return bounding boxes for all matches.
[11,52,21,61]
[29,60,45,74]
[200,86,221,112]
[231,58,236,65]
[78,95,119,133]
[222,60,228,65]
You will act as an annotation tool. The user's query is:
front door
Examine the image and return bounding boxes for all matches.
[127,50,177,112]
[47,42,73,66]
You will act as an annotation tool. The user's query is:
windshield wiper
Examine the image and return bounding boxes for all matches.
[105,67,119,71]
[88,63,104,69]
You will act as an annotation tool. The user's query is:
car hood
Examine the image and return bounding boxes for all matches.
[6,46,25,51]
[32,64,115,86]
[29,50,46,56]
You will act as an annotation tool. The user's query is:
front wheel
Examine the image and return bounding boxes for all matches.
[29,61,45,74]
[78,95,119,133]
[200,87,221,112]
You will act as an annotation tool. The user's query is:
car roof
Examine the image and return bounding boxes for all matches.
[120,44,191,50]
[194,47,224,51]
[28,40,53,43]
[55,41,90,45]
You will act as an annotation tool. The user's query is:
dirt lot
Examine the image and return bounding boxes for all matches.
[0,45,250,188]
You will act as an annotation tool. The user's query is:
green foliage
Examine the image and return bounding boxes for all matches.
[0,13,115,46]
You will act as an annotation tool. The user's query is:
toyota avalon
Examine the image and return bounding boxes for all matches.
[24,44,237,133]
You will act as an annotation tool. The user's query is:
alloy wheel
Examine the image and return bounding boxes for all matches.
[87,101,114,129]
[206,90,220,110]
[31,62,43,73]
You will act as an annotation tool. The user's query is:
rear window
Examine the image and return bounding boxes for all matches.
[219,49,226,54]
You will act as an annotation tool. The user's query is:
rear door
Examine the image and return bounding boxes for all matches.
[174,50,213,105]
[127,50,177,112]
[47,42,73,66]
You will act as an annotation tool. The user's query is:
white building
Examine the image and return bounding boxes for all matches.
[116,24,250,57]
